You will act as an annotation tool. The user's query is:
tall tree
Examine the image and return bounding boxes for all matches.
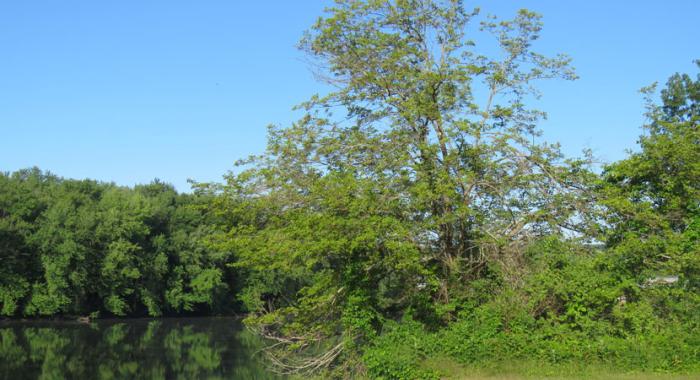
[220,0,594,373]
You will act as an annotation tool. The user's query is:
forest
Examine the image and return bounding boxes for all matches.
[1,1,699,379]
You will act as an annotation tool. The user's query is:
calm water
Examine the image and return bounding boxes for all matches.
[0,317,283,380]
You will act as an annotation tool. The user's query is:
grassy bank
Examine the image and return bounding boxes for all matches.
[421,358,700,380]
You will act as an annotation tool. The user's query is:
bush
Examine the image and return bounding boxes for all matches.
[362,318,439,380]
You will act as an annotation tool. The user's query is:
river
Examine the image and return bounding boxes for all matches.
[0,317,284,379]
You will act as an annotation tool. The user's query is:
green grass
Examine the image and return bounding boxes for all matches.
[421,357,700,380]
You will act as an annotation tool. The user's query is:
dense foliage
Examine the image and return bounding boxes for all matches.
[1,1,698,378]
[0,170,235,317]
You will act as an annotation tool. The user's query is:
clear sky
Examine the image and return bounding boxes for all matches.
[1,1,698,191]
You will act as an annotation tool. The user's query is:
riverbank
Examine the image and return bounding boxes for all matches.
[0,315,245,327]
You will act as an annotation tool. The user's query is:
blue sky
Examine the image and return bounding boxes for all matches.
[1,1,698,191]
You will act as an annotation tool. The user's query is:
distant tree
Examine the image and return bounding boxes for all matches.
[0,169,51,315]
[601,61,699,288]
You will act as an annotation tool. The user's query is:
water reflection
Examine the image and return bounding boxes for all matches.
[0,317,281,380]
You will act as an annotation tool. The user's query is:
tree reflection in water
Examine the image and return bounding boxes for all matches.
[0,317,280,379]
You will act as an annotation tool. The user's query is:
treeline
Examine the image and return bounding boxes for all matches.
[0,170,235,317]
